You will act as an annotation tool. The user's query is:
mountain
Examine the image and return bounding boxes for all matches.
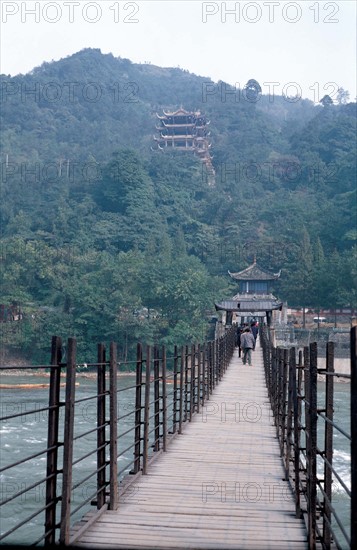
[1,48,356,362]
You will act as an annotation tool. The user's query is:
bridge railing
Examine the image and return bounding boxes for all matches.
[261,325,356,550]
[0,326,236,546]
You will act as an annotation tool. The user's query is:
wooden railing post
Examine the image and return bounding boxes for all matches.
[297,349,303,501]
[277,348,284,445]
[293,348,302,518]
[307,342,317,549]
[45,336,62,546]
[221,335,224,373]
[267,332,272,391]
[285,347,294,482]
[172,345,178,434]
[196,344,201,413]
[184,345,189,422]
[211,341,216,391]
[143,346,151,474]
[271,347,277,422]
[201,343,207,406]
[323,341,334,549]
[189,344,195,421]
[133,343,143,474]
[109,342,118,510]
[213,338,215,379]
[225,330,229,370]
[217,336,223,384]
[60,338,77,545]
[264,329,268,380]
[154,346,160,451]
[178,346,184,434]
[162,345,167,451]
[207,341,212,397]
[280,348,289,458]
[351,326,357,549]
[97,343,106,509]
[222,335,226,374]
[213,340,217,386]
[216,339,220,384]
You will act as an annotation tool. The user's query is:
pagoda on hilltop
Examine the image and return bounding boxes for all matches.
[215,257,282,326]
[153,108,215,185]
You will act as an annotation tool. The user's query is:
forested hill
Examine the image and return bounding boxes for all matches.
[1,48,356,362]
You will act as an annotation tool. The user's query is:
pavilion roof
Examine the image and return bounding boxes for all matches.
[228,258,281,281]
[214,298,283,313]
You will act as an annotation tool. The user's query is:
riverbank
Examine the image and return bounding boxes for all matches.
[0,368,136,389]
[0,381,81,388]
[0,369,136,378]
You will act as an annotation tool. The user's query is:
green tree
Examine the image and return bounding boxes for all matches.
[336,88,350,105]
[320,95,333,107]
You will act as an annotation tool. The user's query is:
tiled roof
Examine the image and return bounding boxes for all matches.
[228,259,281,281]
[214,299,283,312]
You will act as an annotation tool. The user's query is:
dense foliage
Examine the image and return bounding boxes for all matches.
[1,49,356,362]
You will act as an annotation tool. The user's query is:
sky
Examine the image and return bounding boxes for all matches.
[0,0,356,102]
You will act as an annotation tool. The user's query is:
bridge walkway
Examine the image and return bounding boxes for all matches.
[72,339,307,549]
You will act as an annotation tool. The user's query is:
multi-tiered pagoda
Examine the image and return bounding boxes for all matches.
[153,108,215,184]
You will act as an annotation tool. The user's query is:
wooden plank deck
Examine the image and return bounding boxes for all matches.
[72,339,307,549]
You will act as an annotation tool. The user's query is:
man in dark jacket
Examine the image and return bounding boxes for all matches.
[240,327,255,366]
[250,321,259,346]
[236,325,243,357]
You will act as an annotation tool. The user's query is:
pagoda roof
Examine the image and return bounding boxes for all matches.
[228,258,281,281]
[159,122,196,127]
[157,134,196,139]
[165,108,202,116]
[157,108,204,118]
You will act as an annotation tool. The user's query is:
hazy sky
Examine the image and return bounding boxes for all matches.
[1,0,356,102]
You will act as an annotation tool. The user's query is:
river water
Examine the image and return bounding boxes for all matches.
[0,375,351,547]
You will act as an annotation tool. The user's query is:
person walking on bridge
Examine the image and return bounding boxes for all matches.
[236,324,243,357]
[250,321,259,348]
[240,327,255,366]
